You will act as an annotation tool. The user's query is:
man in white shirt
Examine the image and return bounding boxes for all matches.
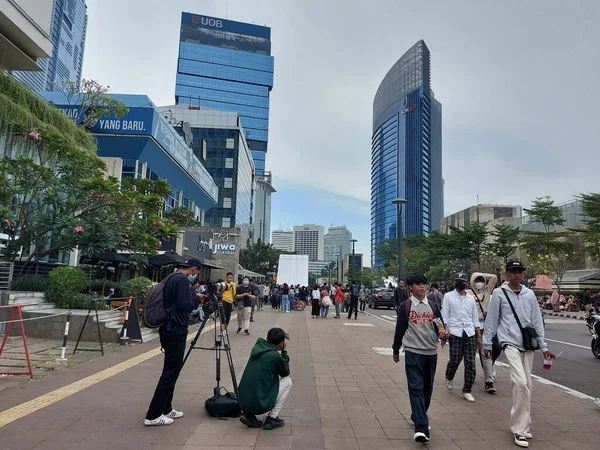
[441,272,481,403]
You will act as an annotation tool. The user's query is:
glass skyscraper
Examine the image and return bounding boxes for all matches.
[371,40,443,270]
[13,0,87,91]
[175,12,274,176]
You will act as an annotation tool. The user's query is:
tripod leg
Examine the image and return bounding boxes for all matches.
[181,314,209,368]
[93,300,104,356]
[218,303,239,394]
[73,304,92,355]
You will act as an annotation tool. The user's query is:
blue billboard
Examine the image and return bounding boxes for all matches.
[181,12,270,39]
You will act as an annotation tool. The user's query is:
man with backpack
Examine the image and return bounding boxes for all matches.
[347,281,360,320]
[144,259,202,426]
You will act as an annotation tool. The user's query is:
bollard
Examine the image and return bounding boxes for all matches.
[55,310,71,369]
[119,298,133,346]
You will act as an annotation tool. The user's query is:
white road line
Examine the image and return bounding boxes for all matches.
[343,322,374,327]
[382,315,397,321]
[544,338,589,349]
[365,311,395,325]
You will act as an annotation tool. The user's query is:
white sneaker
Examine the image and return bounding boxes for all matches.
[463,392,475,402]
[144,415,174,426]
[514,434,529,448]
[594,398,600,409]
[445,379,453,390]
[165,409,184,419]
[414,432,429,443]
[524,432,532,439]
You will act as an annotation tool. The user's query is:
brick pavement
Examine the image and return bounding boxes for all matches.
[0,308,598,450]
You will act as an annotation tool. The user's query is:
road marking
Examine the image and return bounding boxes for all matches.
[382,315,397,322]
[343,323,374,327]
[544,338,589,349]
[365,311,395,325]
[0,320,221,428]
[372,347,403,356]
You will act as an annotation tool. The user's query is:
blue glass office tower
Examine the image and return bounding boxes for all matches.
[371,40,443,270]
[13,0,87,91]
[175,13,274,176]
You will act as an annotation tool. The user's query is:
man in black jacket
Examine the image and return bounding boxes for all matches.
[145,259,201,426]
[392,274,449,443]
[394,280,408,312]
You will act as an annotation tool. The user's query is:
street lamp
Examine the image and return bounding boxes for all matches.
[392,198,408,283]
[350,239,357,283]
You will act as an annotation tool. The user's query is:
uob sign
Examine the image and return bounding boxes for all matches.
[191,15,223,28]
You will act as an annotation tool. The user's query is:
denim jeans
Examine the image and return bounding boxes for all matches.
[405,351,437,436]
[281,295,289,312]
[320,305,329,317]
[334,302,341,317]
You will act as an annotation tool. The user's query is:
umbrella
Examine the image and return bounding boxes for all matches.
[148,252,186,267]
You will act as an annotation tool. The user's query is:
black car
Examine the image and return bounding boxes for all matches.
[368,288,394,309]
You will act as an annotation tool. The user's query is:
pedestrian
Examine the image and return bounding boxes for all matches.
[442,272,481,403]
[468,272,501,394]
[347,281,360,320]
[311,285,321,319]
[359,285,367,312]
[239,327,292,430]
[334,283,344,318]
[220,272,236,331]
[264,283,270,309]
[320,286,331,318]
[581,289,591,309]
[249,278,259,322]
[426,283,443,307]
[256,281,266,312]
[483,260,555,448]
[144,259,202,426]
[394,280,408,312]
[281,283,289,313]
[235,277,255,335]
[392,273,449,443]
[288,285,295,312]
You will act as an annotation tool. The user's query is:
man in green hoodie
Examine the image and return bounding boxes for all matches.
[238,327,292,430]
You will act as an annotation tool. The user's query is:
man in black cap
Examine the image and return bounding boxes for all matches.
[145,259,202,426]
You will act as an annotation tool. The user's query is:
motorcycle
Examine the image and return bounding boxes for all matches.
[584,308,600,359]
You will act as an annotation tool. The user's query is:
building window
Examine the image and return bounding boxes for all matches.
[223,197,232,208]
[226,138,235,149]
[224,177,233,189]
[222,217,231,227]
[225,158,234,169]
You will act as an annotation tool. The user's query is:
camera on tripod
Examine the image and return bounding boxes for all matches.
[202,281,231,315]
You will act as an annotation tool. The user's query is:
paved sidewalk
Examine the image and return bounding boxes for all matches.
[0,308,598,449]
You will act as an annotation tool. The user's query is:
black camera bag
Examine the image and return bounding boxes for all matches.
[205,387,241,418]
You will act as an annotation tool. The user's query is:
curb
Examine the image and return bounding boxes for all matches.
[545,311,585,320]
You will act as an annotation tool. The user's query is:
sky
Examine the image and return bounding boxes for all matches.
[83,0,600,263]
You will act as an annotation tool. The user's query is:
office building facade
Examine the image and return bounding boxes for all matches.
[442,205,522,235]
[371,40,443,270]
[293,225,324,262]
[341,253,363,284]
[13,0,87,91]
[253,171,275,244]
[271,230,294,252]
[175,12,273,176]
[324,225,352,264]
[158,105,255,247]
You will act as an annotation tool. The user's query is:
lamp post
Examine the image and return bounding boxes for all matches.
[350,239,357,283]
[392,198,408,283]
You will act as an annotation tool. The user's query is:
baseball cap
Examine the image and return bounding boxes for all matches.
[506,260,526,271]
[177,258,202,269]
[454,272,469,281]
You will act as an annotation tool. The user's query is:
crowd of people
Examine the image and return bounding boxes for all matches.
[538,289,600,312]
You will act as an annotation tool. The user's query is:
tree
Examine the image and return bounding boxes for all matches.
[347,267,381,287]
[239,239,281,276]
[526,234,581,294]
[463,221,490,271]
[489,223,521,265]
[521,197,567,256]
[59,79,129,129]
[576,193,600,264]
[377,235,433,279]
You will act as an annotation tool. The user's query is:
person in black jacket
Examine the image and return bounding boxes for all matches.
[392,274,449,443]
[394,280,408,312]
[145,259,202,426]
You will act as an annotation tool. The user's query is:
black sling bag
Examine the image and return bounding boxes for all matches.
[501,288,540,351]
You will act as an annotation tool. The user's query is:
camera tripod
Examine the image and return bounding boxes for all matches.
[181,301,239,395]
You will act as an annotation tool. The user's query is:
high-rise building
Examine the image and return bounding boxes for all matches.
[324,226,352,264]
[442,205,522,235]
[158,105,255,247]
[0,0,53,72]
[13,0,87,91]
[175,12,274,177]
[271,230,294,253]
[371,40,442,270]
[293,225,324,262]
[253,172,275,244]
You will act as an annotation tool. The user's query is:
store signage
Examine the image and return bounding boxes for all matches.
[191,15,223,28]
[402,104,416,115]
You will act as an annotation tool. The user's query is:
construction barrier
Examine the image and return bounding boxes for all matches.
[0,305,34,378]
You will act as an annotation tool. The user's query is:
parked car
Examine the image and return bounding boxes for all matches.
[368,288,394,309]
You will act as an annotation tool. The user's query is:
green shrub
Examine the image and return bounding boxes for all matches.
[88,279,121,294]
[48,266,88,294]
[122,277,154,304]
[10,275,49,292]
[52,292,108,310]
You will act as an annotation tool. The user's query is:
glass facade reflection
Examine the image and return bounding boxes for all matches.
[371,40,443,270]
[176,12,274,176]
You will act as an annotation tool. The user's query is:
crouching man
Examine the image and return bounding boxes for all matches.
[238,327,292,430]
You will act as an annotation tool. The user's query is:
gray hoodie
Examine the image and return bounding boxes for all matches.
[483,282,547,352]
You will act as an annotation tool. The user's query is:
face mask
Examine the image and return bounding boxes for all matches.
[474,282,485,290]
[242,280,249,287]
[455,281,467,291]
[198,286,206,293]
[188,274,195,282]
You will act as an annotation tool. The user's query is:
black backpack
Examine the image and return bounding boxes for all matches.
[143,273,178,328]
[205,387,241,418]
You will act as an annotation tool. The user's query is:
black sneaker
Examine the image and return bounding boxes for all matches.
[485,382,497,394]
[250,318,255,322]
[244,330,250,335]
[514,434,529,448]
[263,416,285,430]
[414,432,429,443]
[240,413,262,428]
[236,327,242,334]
